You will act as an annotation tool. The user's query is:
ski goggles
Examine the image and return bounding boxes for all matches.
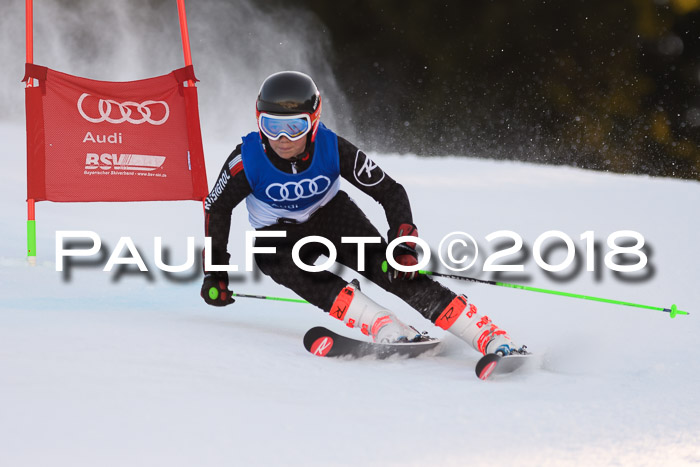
[258,113,312,141]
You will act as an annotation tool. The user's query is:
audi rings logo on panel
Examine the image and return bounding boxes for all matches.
[265,176,332,202]
[77,93,170,125]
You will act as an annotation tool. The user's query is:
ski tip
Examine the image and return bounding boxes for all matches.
[302,327,328,350]
[475,353,501,380]
[478,361,498,380]
[303,327,339,357]
[309,336,334,357]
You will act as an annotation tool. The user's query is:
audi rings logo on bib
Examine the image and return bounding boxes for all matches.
[77,93,170,125]
[265,175,332,202]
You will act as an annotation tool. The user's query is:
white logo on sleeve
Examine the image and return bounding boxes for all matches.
[353,150,385,187]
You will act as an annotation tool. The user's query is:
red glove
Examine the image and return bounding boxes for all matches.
[387,223,420,281]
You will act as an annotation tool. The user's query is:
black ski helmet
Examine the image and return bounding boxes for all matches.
[256,71,322,141]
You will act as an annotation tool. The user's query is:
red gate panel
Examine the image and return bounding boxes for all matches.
[24,63,208,202]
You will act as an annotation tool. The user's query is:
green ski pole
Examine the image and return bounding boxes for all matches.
[418,269,689,319]
[232,293,310,304]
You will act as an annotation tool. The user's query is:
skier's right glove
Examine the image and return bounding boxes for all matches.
[386,223,420,281]
[201,272,235,307]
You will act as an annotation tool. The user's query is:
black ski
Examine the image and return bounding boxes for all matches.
[303,326,440,359]
[475,352,533,380]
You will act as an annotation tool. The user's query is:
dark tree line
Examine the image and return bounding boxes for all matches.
[273,0,700,180]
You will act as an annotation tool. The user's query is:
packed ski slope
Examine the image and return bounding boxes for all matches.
[1,121,699,466]
[1,0,699,465]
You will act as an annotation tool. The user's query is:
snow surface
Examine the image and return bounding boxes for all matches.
[1,120,699,467]
[1,0,700,464]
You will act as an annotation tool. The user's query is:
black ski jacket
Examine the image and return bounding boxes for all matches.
[203,133,413,269]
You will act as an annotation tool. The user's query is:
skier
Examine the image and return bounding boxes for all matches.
[201,71,519,356]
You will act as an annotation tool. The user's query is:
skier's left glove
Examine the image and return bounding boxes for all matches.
[386,223,420,281]
[201,272,235,307]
